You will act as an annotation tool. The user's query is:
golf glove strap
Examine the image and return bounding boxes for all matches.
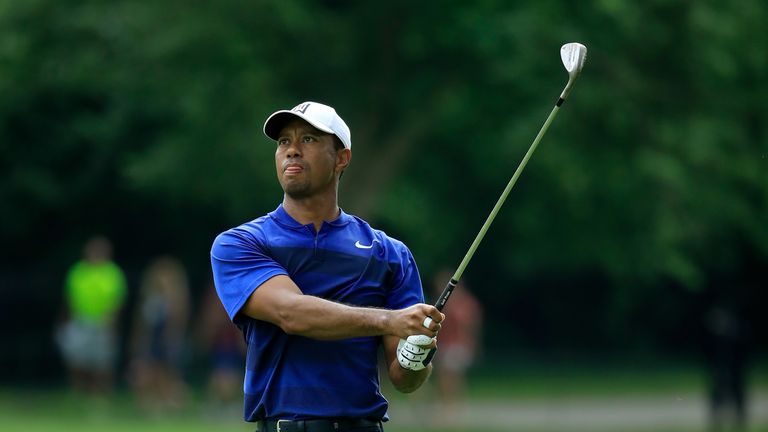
[397,337,435,371]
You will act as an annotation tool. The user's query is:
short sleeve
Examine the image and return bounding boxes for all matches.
[210,227,288,322]
[384,242,425,310]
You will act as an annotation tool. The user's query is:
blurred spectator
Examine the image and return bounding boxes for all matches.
[430,269,483,421]
[196,281,246,416]
[55,236,127,396]
[705,302,751,432]
[128,256,191,412]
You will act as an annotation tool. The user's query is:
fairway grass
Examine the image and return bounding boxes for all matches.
[2,362,766,432]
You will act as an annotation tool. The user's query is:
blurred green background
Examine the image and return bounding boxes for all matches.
[1,0,766,431]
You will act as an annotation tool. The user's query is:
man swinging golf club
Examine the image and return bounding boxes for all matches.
[210,42,587,431]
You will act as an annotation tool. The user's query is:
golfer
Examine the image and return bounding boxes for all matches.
[210,101,444,431]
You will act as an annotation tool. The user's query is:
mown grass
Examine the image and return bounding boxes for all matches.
[1,361,766,432]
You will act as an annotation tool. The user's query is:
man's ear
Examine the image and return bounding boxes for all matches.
[336,148,351,173]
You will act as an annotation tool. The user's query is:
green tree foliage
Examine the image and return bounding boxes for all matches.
[1,0,765,354]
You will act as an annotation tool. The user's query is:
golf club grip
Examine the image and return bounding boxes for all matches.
[420,278,457,330]
[434,278,458,312]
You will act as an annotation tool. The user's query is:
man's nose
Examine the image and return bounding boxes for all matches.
[285,140,302,158]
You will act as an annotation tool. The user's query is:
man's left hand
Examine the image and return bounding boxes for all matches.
[397,337,436,371]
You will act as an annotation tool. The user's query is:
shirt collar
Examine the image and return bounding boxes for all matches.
[270,204,352,230]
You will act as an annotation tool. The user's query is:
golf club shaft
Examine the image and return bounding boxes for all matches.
[434,100,565,312]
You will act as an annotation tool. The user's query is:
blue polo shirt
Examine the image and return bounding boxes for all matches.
[210,204,424,422]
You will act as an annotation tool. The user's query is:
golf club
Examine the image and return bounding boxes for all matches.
[417,42,588,337]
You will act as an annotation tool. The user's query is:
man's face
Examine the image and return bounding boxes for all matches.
[274,118,343,198]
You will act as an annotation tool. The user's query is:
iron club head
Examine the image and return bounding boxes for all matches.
[561,43,587,77]
[559,42,587,101]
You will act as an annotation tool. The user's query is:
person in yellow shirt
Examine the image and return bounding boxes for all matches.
[56,236,127,395]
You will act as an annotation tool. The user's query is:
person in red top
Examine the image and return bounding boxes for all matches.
[431,269,483,418]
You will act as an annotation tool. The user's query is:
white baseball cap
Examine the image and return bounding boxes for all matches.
[263,101,352,149]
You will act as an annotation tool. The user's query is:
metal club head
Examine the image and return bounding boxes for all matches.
[558,42,587,101]
[560,42,587,78]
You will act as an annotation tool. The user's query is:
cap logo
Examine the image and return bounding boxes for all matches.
[292,103,311,114]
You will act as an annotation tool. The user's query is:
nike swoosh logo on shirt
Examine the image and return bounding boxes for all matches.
[355,240,379,249]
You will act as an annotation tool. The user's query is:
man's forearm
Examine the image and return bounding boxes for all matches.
[271,294,394,340]
[388,359,432,393]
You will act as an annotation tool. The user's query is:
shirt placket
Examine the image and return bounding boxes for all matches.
[308,224,326,262]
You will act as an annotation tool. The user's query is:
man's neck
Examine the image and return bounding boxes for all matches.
[282,195,340,233]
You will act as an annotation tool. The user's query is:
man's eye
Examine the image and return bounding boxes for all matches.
[302,135,316,143]
[277,139,289,145]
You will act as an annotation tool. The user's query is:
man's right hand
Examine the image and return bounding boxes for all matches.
[388,303,444,340]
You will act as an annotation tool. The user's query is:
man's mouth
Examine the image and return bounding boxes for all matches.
[284,163,304,174]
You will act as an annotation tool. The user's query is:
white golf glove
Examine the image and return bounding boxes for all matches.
[397,335,436,371]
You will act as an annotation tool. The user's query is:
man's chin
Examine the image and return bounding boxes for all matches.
[282,183,312,199]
